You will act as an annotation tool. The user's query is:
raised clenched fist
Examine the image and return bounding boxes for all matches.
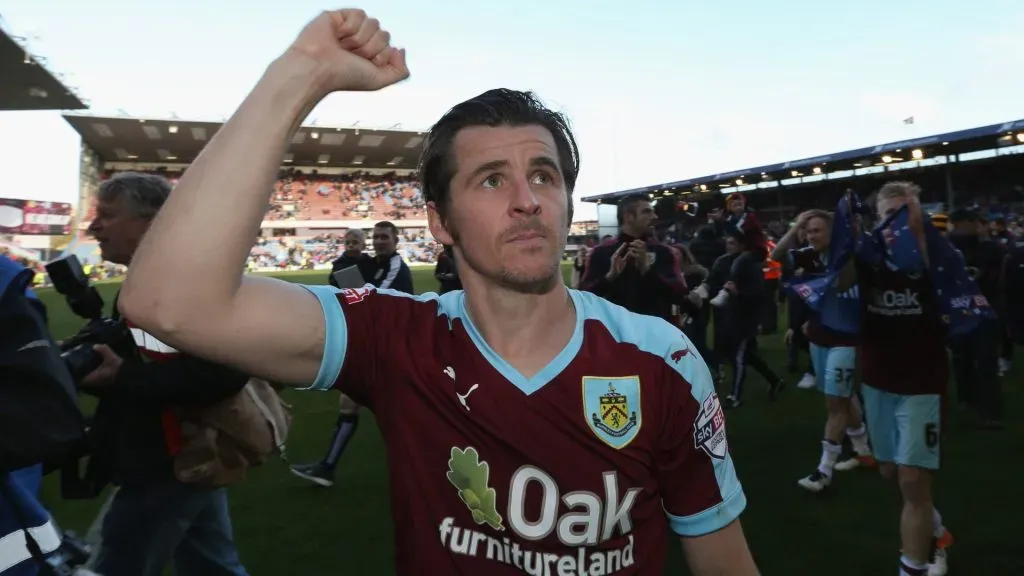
[287,9,410,93]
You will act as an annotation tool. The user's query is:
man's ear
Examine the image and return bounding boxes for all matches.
[427,202,454,246]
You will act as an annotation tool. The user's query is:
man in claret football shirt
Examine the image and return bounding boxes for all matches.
[116,9,757,575]
[770,210,874,494]
[839,183,954,576]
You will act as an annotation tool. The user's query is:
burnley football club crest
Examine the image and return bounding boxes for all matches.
[582,377,642,449]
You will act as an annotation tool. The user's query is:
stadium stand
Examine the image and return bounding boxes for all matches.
[56,115,434,272]
[585,119,1024,241]
[0,24,86,111]
[0,23,86,280]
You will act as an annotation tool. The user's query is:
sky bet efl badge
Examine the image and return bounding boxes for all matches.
[582,377,642,449]
[694,392,728,460]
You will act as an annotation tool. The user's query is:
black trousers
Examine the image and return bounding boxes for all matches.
[1000,326,1014,361]
[950,318,1002,420]
[730,335,780,401]
[761,279,779,334]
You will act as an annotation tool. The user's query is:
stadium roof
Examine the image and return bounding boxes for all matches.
[583,118,1024,204]
[62,114,426,170]
[0,27,86,111]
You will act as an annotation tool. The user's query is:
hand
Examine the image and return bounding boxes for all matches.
[81,345,124,387]
[687,289,703,308]
[801,321,810,337]
[905,195,924,236]
[286,9,410,94]
[795,211,816,229]
[628,240,650,274]
[784,329,793,346]
[605,244,629,281]
[724,281,737,293]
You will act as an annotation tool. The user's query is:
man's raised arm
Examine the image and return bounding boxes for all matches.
[118,10,409,385]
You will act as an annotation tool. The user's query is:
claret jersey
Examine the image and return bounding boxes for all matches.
[855,259,948,396]
[302,284,746,575]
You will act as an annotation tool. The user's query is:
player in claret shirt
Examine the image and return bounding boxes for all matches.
[771,210,874,494]
[837,182,954,576]
[117,9,757,576]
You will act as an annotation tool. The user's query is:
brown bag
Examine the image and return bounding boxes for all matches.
[173,378,291,488]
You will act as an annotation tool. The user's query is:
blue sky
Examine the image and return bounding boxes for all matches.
[0,0,1021,221]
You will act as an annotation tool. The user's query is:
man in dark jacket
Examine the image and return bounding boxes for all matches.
[291,220,416,487]
[434,245,462,294]
[702,193,768,308]
[720,227,785,408]
[367,221,414,293]
[328,229,374,288]
[83,172,249,576]
[947,208,1003,428]
[688,225,726,271]
[579,196,689,323]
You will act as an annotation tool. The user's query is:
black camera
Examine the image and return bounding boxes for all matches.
[44,255,132,381]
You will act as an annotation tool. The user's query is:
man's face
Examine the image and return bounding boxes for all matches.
[427,124,568,293]
[372,226,396,256]
[804,217,830,252]
[86,195,151,265]
[875,195,908,221]
[344,233,365,255]
[725,236,741,254]
[626,201,657,238]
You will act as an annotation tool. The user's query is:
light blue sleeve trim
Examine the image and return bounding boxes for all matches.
[573,290,747,537]
[666,486,747,537]
[299,284,347,391]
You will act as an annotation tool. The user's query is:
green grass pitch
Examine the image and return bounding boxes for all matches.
[33,265,1023,574]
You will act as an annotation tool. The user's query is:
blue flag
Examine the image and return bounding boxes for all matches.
[875,206,995,336]
[0,466,61,575]
[790,196,995,338]
[873,208,925,273]
[0,255,32,300]
[785,193,866,335]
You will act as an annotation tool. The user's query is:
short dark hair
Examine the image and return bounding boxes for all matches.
[418,89,580,223]
[373,220,399,239]
[616,196,649,226]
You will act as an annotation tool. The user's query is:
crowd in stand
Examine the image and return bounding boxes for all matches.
[247,228,438,270]
[95,169,425,224]
[267,171,424,221]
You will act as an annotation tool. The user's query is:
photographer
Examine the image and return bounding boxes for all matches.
[79,173,249,576]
